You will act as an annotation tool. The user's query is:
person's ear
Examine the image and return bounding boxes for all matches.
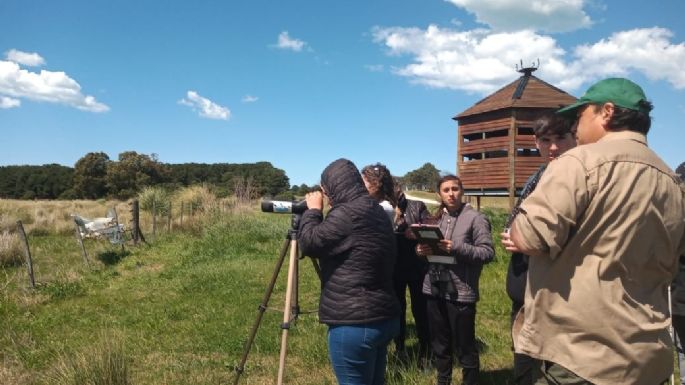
[600,102,615,124]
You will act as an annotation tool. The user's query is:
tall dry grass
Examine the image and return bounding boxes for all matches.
[0,230,23,266]
[47,333,130,385]
[0,199,130,236]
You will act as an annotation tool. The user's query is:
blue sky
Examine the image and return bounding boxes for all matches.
[1,0,684,186]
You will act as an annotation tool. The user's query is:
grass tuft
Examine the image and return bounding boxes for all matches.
[47,333,131,385]
[0,230,24,266]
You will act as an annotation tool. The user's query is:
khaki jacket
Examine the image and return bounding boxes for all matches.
[513,131,685,385]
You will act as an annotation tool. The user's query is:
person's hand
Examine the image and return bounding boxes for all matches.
[438,239,452,253]
[305,191,324,211]
[415,243,431,256]
[501,230,521,253]
[404,228,416,240]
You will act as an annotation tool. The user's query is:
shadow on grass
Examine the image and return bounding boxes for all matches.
[480,368,516,384]
[97,249,131,265]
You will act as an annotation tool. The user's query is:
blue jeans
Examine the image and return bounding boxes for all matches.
[327,317,400,385]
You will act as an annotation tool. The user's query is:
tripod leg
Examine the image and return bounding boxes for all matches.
[232,237,291,385]
[276,239,299,385]
[309,257,322,281]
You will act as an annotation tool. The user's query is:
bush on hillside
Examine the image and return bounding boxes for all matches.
[138,186,171,216]
[173,185,217,215]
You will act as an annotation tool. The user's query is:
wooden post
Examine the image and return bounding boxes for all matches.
[73,219,90,266]
[152,199,157,241]
[456,126,462,179]
[508,110,517,211]
[132,199,140,245]
[180,201,184,226]
[16,221,35,289]
[167,202,172,232]
[111,207,125,252]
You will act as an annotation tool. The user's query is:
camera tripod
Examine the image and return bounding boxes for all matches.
[232,214,320,385]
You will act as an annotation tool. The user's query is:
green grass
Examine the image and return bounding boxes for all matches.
[1,205,515,385]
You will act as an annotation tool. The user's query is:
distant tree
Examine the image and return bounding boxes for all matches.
[0,164,72,199]
[403,163,441,191]
[288,183,316,199]
[106,151,171,199]
[167,162,290,198]
[73,152,110,199]
[677,161,685,181]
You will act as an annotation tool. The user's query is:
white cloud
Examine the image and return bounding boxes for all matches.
[179,90,230,120]
[276,31,307,52]
[568,28,685,90]
[364,64,384,72]
[446,0,592,33]
[0,60,109,112]
[0,95,20,109]
[5,49,46,67]
[242,95,259,103]
[372,25,685,94]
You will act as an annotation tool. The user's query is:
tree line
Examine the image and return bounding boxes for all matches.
[0,151,291,200]
[0,150,454,201]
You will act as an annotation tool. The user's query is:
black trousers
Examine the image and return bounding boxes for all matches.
[427,297,479,385]
[511,300,533,385]
[393,275,430,355]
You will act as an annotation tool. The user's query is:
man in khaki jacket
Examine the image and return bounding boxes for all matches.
[509,77,685,385]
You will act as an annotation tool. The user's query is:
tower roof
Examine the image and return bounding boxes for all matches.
[454,74,577,120]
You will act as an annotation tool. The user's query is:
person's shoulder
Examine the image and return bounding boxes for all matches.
[407,199,427,210]
[547,147,592,173]
[462,204,488,221]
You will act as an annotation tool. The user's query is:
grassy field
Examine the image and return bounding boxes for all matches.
[1,199,515,385]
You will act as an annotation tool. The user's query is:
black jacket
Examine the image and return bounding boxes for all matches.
[299,159,400,324]
[394,198,430,281]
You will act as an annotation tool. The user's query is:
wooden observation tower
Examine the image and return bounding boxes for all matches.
[453,63,577,209]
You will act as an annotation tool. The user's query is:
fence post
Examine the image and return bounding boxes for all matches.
[73,219,90,266]
[167,202,172,232]
[152,199,157,241]
[15,221,35,289]
[180,201,184,227]
[131,199,140,245]
[111,206,125,252]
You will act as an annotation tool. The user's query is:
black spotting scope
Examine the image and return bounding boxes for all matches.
[261,200,308,214]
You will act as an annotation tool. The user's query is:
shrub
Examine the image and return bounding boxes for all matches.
[173,185,216,215]
[138,186,171,216]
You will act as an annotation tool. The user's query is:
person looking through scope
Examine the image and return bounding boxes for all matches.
[415,175,494,385]
[361,163,431,367]
[298,158,400,385]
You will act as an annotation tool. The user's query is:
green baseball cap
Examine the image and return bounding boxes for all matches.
[557,77,651,118]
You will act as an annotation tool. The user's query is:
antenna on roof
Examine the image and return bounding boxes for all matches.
[516,58,540,77]
[513,59,540,99]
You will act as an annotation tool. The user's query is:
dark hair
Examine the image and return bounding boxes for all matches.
[676,162,685,182]
[533,112,575,138]
[434,175,463,220]
[592,100,653,134]
[361,163,397,208]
